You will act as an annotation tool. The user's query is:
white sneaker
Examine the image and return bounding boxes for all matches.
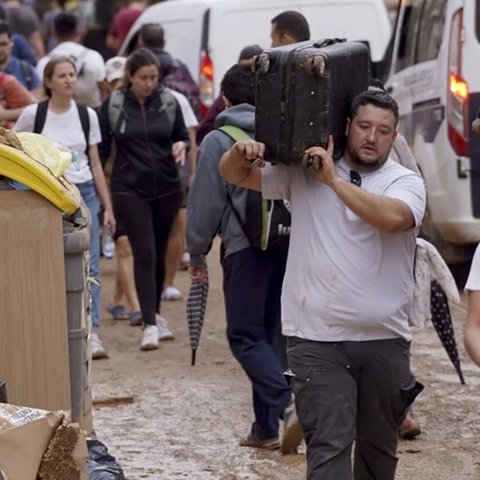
[140,325,160,351]
[161,286,183,300]
[156,314,174,341]
[91,331,108,359]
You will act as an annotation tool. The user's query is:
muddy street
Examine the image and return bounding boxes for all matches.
[92,240,480,480]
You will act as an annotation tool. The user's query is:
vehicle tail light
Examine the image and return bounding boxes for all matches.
[447,8,469,157]
[199,50,214,118]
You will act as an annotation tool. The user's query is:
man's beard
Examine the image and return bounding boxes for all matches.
[348,146,389,173]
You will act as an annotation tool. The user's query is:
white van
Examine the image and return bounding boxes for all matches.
[120,0,392,116]
[385,0,480,264]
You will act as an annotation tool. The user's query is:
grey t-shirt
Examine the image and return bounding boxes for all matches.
[5,4,41,39]
[261,158,426,342]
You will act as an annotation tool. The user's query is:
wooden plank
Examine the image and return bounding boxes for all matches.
[0,190,70,411]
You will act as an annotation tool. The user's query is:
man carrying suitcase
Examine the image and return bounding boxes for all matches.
[220,90,426,479]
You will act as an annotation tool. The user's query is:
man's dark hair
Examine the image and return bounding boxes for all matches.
[95,1,117,29]
[54,12,79,39]
[349,90,399,127]
[0,20,11,38]
[139,23,165,49]
[0,6,6,21]
[271,10,310,42]
[238,44,262,62]
[221,64,256,107]
[155,49,173,78]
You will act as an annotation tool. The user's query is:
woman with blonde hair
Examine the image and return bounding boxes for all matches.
[14,55,115,359]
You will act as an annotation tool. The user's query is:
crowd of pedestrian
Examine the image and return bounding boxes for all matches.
[2,2,480,479]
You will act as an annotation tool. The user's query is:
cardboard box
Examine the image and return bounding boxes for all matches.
[0,404,87,480]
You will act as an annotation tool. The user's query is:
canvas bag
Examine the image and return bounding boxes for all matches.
[219,124,291,255]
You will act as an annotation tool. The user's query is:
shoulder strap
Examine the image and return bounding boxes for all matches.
[108,89,125,134]
[159,87,178,127]
[218,124,252,235]
[218,125,251,142]
[72,47,90,75]
[19,60,32,90]
[33,100,49,134]
[75,102,90,157]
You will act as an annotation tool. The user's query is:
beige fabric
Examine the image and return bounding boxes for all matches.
[411,238,460,328]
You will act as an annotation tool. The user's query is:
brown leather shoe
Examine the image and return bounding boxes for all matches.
[399,412,422,439]
[281,398,304,454]
[239,435,280,450]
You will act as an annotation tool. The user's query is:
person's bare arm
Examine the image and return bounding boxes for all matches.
[30,30,45,57]
[219,140,263,191]
[106,34,120,52]
[465,290,480,367]
[0,104,31,122]
[89,144,116,233]
[97,81,108,102]
[306,136,415,233]
[187,127,197,185]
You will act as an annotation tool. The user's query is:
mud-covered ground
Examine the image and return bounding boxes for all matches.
[92,241,480,479]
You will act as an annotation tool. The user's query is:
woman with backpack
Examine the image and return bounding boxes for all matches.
[98,48,189,351]
[14,55,115,360]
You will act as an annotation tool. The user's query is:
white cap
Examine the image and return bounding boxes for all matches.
[105,56,126,84]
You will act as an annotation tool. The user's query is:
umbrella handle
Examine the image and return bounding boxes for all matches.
[191,349,197,366]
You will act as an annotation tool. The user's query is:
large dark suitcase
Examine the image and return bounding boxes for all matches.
[254,39,370,166]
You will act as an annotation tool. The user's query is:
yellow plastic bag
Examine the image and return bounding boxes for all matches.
[16,132,72,178]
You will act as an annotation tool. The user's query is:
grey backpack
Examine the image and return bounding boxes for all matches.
[107,87,178,136]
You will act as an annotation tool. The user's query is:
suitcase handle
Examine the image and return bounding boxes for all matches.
[313,38,347,48]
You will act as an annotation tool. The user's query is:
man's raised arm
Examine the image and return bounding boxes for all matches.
[219,140,264,192]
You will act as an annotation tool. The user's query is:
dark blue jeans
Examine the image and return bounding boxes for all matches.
[77,180,101,328]
[222,247,291,439]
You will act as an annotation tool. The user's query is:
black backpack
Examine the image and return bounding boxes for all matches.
[219,125,291,255]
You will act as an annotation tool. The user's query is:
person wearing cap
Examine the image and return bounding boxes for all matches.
[105,55,126,91]
[102,55,143,327]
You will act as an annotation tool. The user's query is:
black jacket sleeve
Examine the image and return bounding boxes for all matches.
[98,94,113,168]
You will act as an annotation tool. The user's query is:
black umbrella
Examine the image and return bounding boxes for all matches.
[186,266,209,366]
[430,280,465,385]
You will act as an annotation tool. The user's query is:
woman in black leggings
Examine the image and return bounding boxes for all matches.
[99,48,189,351]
